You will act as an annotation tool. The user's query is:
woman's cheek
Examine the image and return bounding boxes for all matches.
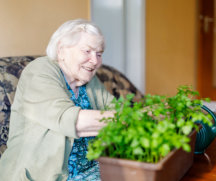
[97,59,102,67]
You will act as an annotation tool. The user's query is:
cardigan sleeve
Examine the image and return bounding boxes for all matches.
[12,59,80,138]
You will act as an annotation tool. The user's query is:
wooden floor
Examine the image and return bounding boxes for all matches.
[181,138,216,181]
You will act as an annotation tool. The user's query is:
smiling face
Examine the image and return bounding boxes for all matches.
[57,32,104,88]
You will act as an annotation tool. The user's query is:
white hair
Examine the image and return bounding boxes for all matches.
[46,19,105,61]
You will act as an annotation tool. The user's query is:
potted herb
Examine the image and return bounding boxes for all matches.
[87,86,212,181]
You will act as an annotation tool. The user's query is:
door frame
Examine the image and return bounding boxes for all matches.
[197,0,215,99]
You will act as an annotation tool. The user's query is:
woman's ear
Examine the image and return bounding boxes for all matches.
[57,43,64,62]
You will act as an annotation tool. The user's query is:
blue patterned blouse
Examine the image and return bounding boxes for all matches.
[64,80,101,181]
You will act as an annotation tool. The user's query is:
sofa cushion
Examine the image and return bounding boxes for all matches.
[0,56,38,157]
[96,64,143,103]
[0,56,38,105]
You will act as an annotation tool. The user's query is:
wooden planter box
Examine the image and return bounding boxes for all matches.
[98,130,197,181]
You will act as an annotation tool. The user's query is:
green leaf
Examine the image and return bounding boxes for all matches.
[140,137,150,148]
[133,147,143,155]
[126,93,135,100]
[131,138,139,148]
[152,139,160,148]
[160,144,171,157]
[204,98,211,102]
[177,118,185,127]
[182,143,191,152]
[181,125,192,135]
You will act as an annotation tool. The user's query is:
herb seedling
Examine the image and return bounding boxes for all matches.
[87,86,212,163]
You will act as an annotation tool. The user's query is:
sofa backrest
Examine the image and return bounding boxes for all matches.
[0,56,143,158]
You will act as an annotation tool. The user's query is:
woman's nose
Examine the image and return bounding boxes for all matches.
[90,52,98,65]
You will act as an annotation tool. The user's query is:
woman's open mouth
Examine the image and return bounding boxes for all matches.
[83,66,94,72]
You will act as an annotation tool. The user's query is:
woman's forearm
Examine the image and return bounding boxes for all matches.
[76,110,115,137]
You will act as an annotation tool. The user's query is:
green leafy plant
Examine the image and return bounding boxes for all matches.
[87,86,212,163]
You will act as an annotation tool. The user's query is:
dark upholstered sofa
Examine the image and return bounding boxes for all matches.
[0,55,143,158]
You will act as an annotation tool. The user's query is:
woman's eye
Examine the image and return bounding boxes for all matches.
[82,50,90,54]
[96,53,102,57]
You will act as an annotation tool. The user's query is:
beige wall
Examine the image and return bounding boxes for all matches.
[146,0,197,95]
[0,0,90,57]
[0,0,198,96]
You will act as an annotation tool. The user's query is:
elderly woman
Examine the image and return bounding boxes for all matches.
[0,19,115,181]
